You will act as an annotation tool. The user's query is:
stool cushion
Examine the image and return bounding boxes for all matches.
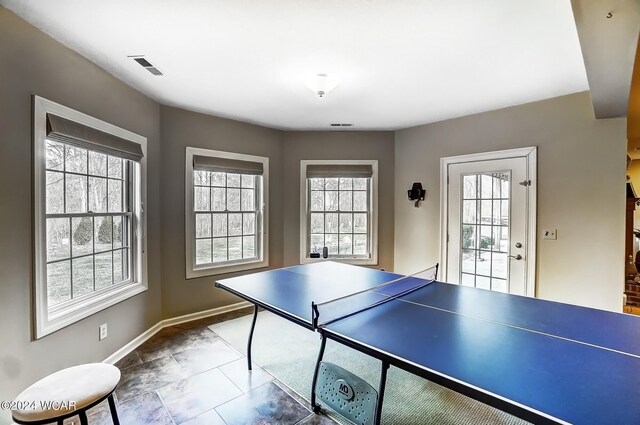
[12,363,120,422]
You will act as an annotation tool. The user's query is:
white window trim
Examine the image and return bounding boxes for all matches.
[299,159,379,266]
[33,95,148,339]
[185,147,269,278]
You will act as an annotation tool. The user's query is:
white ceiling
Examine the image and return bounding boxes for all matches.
[1,0,590,130]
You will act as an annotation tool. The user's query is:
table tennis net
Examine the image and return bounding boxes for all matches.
[312,264,438,329]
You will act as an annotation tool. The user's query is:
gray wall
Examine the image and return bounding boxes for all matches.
[159,106,284,318]
[394,92,627,311]
[0,8,162,417]
[282,132,395,270]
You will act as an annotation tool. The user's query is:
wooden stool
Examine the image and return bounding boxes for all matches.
[11,363,121,425]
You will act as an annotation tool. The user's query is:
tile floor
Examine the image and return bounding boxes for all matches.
[83,309,337,425]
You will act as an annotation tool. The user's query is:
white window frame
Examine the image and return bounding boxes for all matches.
[33,96,147,339]
[185,147,269,278]
[300,159,378,265]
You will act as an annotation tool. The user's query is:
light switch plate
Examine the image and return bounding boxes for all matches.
[543,229,557,240]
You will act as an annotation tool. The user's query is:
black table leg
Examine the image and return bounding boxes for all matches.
[246,304,259,370]
[107,393,120,425]
[374,361,390,425]
[311,332,328,413]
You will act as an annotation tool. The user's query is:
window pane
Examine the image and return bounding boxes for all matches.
[310,191,324,211]
[65,145,87,174]
[243,213,255,235]
[310,178,324,190]
[492,279,507,293]
[492,253,507,279]
[108,179,123,213]
[113,216,123,248]
[353,178,367,190]
[213,238,227,262]
[339,191,352,211]
[227,174,241,188]
[228,213,242,236]
[227,189,241,211]
[72,217,93,257]
[311,213,324,233]
[241,175,254,188]
[339,178,352,190]
[72,256,94,298]
[325,213,338,233]
[325,234,338,254]
[212,214,228,237]
[461,273,475,287]
[310,234,324,253]
[353,213,367,233]
[196,214,212,238]
[47,260,71,306]
[46,171,64,214]
[228,237,242,260]
[46,140,64,171]
[113,248,128,283]
[480,174,492,198]
[325,178,338,190]
[108,156,122,179]
[94,216,113,253]
[211,172,225,186]
[462,249,475,273]
[194,171,209,186]
[339,213,353,233]
[462,200,477,224]
[89,151,107,177]
[353,192,367,211]
[462,225,476,249]
[95,252,112,290]
[195,239,212,265]
[325,191,338,211]
[89,177,108,213]
[243,236,255,258]
[212,188,226,211]
[463,175,477,199]
[339,235,353,255]
[241,189,255,211]
[47,218,70,261]
[476,275,491,290]
[66,174,87,213]
[353,234,367,255]
[194,186,210,211]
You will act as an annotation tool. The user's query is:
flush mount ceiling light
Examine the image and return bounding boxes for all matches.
[304,73,338,98]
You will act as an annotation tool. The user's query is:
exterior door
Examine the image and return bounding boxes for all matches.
[442,148,536,296]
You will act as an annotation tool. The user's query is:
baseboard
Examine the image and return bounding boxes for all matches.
[161,301,251,328]
[103,301,252,365]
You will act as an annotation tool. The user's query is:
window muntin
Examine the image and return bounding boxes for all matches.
[308,177,371,257]
[45,140,133,309]
[193,171,261,266]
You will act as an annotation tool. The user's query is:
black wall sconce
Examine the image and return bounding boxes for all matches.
[408,182,426,207]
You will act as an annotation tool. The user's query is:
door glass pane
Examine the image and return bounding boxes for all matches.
[459,172,511,292]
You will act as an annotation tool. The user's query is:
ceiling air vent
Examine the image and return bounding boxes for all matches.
[330,123,353,127]
[129,56,163,76]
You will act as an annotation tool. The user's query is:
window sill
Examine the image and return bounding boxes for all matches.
[37,281,147,339]
[299,257,378,266]
[187,259,269,279]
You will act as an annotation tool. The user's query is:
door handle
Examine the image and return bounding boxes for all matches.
[508,254,523,260]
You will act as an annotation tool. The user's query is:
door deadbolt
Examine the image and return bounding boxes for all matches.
[515,242,522,248]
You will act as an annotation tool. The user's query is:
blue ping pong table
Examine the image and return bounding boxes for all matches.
[215,261,640,424]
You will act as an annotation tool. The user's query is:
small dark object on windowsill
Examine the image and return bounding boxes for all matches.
[310,252,321,259]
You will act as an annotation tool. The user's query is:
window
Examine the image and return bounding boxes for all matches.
[300,160,378,265]
[185,148,268,277]
[34,96,147,338]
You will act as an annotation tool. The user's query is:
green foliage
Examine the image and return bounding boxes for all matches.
[97,218,112,243]
[462,226,474,248]
[73,217,93,246]
[480,235,494,249]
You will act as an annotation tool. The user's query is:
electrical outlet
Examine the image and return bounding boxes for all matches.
[99,323,108,340]
[543,229,557,240]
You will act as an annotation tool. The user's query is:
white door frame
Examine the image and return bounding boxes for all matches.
[439,147,537,296]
